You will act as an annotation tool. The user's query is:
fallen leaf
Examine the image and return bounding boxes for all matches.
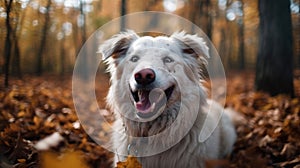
[116,155,142,168]
[40,151,88,168]
[280,143,296,158]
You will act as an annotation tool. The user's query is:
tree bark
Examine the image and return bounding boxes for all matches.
[36,0,51,76]
[12,31,22,78]
[4,0,13,87]
[11,6,22,78]
[78,0,89,80]
[79,0,86,45]
[120,0,126,31]
[255,0,294,96]
[205,0,212,40]
[60,32,65,76]
[238,0,245,70]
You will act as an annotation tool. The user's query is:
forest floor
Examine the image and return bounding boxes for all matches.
[0,71,299,168]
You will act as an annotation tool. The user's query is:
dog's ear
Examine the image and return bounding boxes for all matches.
[99,30,139,60]
[171,31,209,59]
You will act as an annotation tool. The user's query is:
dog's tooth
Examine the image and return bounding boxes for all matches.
[151,102,156,111]
[158,92,164,102]
[138,90,142,101]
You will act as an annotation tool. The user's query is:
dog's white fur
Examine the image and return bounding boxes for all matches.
[100,30,236,168]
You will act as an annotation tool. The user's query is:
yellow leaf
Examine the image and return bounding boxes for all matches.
[17,159,26,163]
[41,151,88,168]
[291,98,299,105]
[17,111,26,117]
[33,116,41,127]
[261,104,273,111]
[116,155,142,168]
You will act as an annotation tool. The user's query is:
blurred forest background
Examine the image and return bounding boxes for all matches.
[0,0,299,79]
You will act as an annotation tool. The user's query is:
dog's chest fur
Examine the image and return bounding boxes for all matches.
[113,102,235,168]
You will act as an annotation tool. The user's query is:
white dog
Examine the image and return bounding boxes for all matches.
[100,30,236,168]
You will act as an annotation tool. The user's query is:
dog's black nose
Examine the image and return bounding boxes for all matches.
[134,68,156,85]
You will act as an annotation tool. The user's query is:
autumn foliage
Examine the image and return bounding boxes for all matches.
[0,71,299,167]
[116,156,142,168]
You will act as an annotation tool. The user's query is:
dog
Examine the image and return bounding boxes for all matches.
[100,30,236,167]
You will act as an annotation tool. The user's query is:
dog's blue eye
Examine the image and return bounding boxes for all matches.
[130,56,139,62]
[163,56,174,63]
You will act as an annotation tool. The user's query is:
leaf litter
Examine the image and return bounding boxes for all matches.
[0,71,299,167]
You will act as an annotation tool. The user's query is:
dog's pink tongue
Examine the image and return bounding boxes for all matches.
[136,91,151,113]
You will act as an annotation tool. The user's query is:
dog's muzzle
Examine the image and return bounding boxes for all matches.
[130,68,175,119]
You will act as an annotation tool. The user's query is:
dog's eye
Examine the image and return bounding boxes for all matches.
[163,56,174,63]
[130,56,139,62]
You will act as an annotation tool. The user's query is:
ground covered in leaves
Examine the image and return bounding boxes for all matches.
[0,71,299,168]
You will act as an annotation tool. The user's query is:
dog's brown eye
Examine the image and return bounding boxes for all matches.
[130,56,139,62]
[163,56,174,63]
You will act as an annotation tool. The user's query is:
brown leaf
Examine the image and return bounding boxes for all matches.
[275,156,300,167]
[280,143,297,158]
[116,156,142,168]
[258,135,273,147]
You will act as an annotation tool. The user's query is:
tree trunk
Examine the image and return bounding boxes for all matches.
[205,0,212,40]
[219,28,228,69]
[120,0,126,31]
[189,0,212,38]
[80,0,86,45]
[71,9,80,57]
[11,17,22,78]
[237,22,245,69]
[36,0,51,76]
[78,0,89,80]
[60,33,65,76]
[9,0,23,78]
[255,0,294,96]
[238,0,245,70]
[4,0,13,87]
[12,35,22,78]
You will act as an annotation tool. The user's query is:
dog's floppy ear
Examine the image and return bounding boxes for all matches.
[171,31,209,59]
[99,30,139,60]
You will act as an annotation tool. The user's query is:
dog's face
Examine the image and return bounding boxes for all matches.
[100,30,209,123]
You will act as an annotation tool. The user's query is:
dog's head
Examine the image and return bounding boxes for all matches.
[100,30,209,125]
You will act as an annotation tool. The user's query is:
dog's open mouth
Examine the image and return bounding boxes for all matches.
[130,85,175,118]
